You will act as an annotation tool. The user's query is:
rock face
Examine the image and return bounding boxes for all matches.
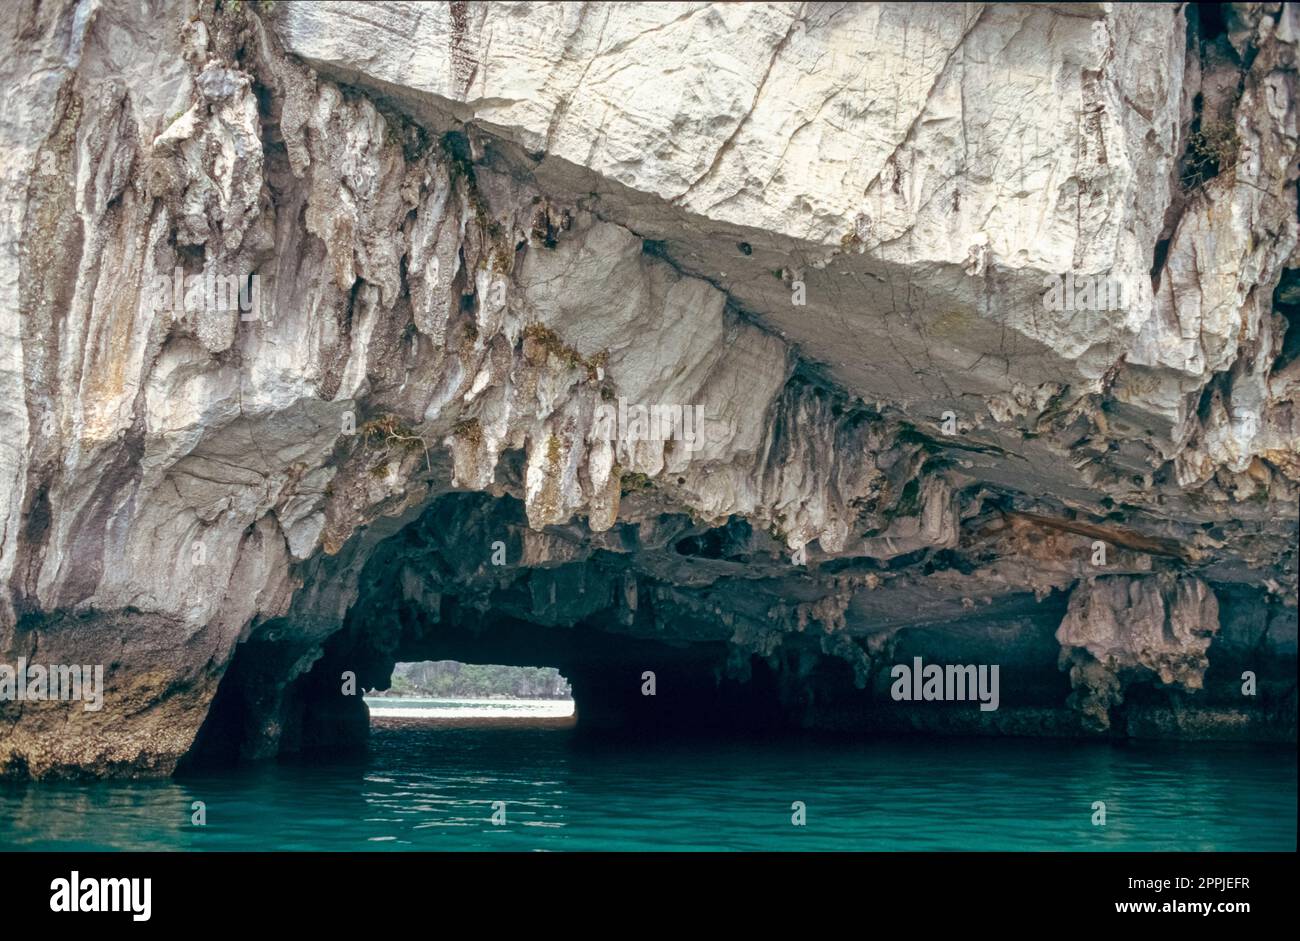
[0,1,1296,778]
[1056,574,1221,730]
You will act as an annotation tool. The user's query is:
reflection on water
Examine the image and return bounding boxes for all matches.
[1,729,1294,851]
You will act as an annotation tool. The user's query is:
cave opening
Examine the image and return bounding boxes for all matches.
[176,471,1292,777]
[179,487,812,770]
[364,660,576,728]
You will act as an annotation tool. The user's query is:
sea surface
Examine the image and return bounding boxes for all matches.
[1,701,1294,851]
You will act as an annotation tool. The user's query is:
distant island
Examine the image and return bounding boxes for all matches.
[368,661,573,701]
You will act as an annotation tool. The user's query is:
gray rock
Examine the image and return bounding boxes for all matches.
[0,1,1295,777]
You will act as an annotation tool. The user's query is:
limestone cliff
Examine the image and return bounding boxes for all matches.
[0,1,1296,777]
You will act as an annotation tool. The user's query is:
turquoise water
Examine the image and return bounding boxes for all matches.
[1,728,1294,851]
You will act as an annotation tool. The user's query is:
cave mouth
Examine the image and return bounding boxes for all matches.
[364,660,576,729]
[179,481,1293,776]
[178,487,813,770]
[178,485,1074,772]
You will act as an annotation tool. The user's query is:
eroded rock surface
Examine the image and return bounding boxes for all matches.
[1056,574,1221,729]
[0,1,1296,777]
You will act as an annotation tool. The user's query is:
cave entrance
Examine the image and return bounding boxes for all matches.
[183,490,829,771]
[365,660,576,729]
